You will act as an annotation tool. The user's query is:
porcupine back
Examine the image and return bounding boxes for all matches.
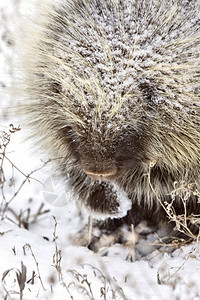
[17,0,200,223]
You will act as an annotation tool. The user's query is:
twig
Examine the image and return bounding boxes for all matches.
[87,215,93,246]
[52,216,73,299]
[52,216,62,280]
[24,244,46,291]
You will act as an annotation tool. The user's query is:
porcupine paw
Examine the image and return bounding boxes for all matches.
[86,181,132,218]
[86,182,119,215]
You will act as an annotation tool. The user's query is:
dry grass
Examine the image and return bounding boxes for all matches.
[147,161,200,247]
[2,262,27,300]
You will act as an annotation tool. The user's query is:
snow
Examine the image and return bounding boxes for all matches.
[1,1,200,300]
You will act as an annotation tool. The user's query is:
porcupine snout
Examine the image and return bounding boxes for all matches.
[81,159,118,181]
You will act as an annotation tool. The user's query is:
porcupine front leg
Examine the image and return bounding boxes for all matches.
[86,181,121,215]
[80,181,130,250]
[69,170,133,249]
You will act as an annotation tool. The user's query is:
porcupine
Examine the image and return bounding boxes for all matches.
[17,0,200,245]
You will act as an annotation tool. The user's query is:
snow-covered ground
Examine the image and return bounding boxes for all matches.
[1,1,200,299]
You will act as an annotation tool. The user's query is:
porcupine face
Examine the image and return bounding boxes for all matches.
[57,105,148,181]
[71,124,148,181]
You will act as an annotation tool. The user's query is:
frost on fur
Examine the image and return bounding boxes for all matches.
[16,0,200,240]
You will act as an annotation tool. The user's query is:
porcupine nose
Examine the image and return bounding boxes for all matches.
[84,169,117,181]
[81,155,118,180]
[82,160,118,180]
